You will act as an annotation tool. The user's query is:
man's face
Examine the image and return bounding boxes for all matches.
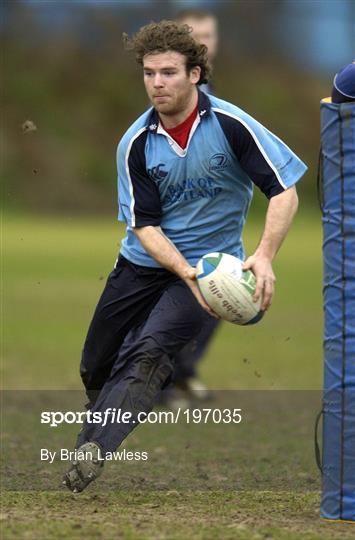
[143,51,200,116]
[183,16,218,62]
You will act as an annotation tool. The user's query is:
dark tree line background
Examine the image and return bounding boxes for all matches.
[2,1,351,216]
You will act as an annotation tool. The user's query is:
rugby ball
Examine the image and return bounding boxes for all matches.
[196,252,264,325]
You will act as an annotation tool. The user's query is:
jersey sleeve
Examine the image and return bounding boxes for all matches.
[117,128,162,227]
[215,110,307,198]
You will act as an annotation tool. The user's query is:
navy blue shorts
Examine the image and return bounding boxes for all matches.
[77,255,214,451]
[80,255,210,401]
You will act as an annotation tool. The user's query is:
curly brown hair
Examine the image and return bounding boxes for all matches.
[123,20,211,85]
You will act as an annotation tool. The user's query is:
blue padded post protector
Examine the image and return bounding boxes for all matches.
[320,99,355,522]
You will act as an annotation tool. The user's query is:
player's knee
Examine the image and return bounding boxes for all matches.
[139,347,174,387]
[80,349,110,392]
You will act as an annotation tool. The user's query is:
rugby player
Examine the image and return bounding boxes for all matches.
[63,20,307,492]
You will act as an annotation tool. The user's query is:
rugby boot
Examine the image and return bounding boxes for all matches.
[62,441,104,493]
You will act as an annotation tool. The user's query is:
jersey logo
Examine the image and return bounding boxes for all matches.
[148,163,168,181]
[209,153,228,171]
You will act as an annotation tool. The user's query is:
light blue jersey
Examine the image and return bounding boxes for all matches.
[117,90,307,267]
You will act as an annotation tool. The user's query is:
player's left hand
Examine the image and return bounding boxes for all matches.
[242,255,276,311]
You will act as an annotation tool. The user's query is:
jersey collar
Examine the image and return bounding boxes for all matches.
[147,88,211,133]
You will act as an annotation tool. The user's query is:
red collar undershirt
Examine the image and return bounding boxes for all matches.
[162,105,198,150]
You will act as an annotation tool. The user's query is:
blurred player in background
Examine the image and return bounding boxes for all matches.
[160,9,221,408]
[177,9,218,94]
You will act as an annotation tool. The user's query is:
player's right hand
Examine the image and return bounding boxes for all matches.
[183,267,220,319]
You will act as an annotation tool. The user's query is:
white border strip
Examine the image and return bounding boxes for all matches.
[212,107,287,190]
[124,127,147,228]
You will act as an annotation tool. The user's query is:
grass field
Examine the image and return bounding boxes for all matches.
[3,210,323,390]
[2,211,354,539]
